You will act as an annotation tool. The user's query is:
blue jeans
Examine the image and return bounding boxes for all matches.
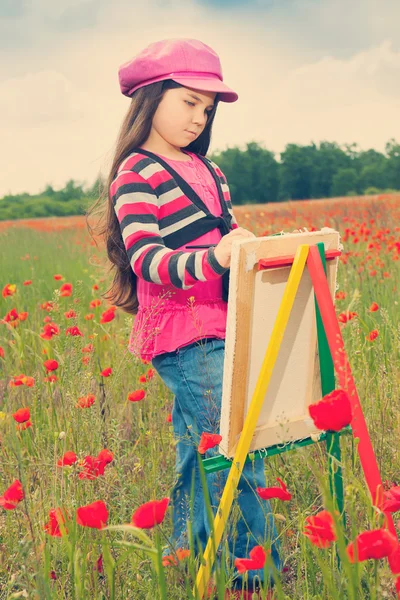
[151,338,282,589]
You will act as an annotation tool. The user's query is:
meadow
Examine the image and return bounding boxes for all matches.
[0,193,399,600]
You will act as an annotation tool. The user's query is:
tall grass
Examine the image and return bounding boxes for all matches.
[0,195,399,599]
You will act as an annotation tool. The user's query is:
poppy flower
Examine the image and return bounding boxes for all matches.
[0,480,24,510]
[66,326,83,337]
[100,367,112,377]
[76,500,108,529]
[100,309,115,323]
[198,432,222,454]
[82,344,94,353]
[97,449,114,465]
[308,389,352,432]
[12,407,30,423]
[64,310,77,318]
[54,274,63,280]
[346,528,398,563]
[78,450,114,480]
[76,394,95,408]
[57,451,77,467]
[303,510,337,548]
[131,497,169,529]
[367,329,379,341]
[166,413,172,423]
[90,299,102,308]
[2,284,17,298]
[40,323,60,340]
[0,347,4,359]
[256,478,292,501]
[127,390,145,402]
[369,302,379,312]
[60,283,73,297]
[234,545,269,573]
[382,486,400,513]
[162,548,191,566]
[338,311,357,324]
[44,359,58,372]
[43,508,69,537]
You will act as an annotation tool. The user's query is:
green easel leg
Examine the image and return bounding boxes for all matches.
[314,242,345,521]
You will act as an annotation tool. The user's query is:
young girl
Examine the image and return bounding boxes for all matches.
[95,38,282,597]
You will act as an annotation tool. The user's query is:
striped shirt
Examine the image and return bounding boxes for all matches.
[111,148,239,361]
[111,149,238,290]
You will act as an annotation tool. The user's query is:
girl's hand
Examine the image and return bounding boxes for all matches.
[213,227,256,269]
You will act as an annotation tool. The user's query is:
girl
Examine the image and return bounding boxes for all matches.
[89,38,282,598]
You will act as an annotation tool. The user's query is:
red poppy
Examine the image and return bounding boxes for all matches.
[308,389,352,432]
[76,394,95,408]
[347,528,398,562]
[100,367,112,377]
[382,486,400,513]
[162,548,191,566]
[338,311,357,324]
[97,449,114,465]
[234,545,269,573]
[60,283,73,297]
[82,344,94,353]
[100,309,115,323]
[131,497,169,529]
[54,274,63,280]
[127,390,145,402]
[0,347,4,359]
[369,302,379,312]
[12,407,30,423]
[40,322,60,340]
[303,510,337,548]
[198,432,222,454]
[76,500,109,529]
[2,283,16,298]
[78,450,113,479]
[64,310,77,318]
[367,329,379,341]
[44,359,59,372]
[166,413,172,423]
[43,508,69,537]
[0,480,24,510]
[256,478,292,501]
[57,451,77,467]
[66,326,84,337]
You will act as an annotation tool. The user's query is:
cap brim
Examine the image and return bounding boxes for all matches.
[170,76,238,103]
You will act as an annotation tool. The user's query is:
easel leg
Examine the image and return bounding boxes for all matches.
[314,242,345,522]
[193,245,310,599]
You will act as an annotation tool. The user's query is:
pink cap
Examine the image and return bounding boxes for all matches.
[118,38,238,103]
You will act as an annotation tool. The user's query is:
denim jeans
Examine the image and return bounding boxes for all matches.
[151,337,282,589]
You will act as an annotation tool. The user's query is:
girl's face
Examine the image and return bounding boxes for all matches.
[145,85,217,153]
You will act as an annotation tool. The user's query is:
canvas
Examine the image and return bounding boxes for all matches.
[219,228,342,458]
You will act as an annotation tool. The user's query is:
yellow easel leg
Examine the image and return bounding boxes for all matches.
[194,244,310,598]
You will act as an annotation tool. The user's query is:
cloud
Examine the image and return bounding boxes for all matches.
[0,70,91,127]
[0,0,399,196]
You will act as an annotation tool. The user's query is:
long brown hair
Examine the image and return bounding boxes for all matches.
[86,79,220,316]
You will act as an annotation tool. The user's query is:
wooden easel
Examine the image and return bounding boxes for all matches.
[193,242,397,599]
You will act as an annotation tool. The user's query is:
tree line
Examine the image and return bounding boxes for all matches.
[1,138,399,221]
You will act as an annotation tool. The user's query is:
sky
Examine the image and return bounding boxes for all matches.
[0,0,399,196]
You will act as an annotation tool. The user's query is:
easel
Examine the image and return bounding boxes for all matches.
[193,242,398,599]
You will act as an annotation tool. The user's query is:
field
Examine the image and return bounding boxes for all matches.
[0,193,399,600]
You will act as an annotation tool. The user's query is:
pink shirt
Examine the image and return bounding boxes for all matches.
[128,149,228,362]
